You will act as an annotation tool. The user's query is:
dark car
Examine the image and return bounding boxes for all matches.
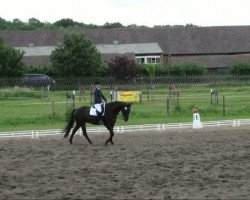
[22,74,55,88]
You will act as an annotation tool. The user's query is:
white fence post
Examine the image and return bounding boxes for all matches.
[157,124,161,131]
[161,124,165,131]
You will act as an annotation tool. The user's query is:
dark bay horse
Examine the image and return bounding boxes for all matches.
[63,101,132,145]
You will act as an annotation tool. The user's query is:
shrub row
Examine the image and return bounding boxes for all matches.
[18,61,250,78]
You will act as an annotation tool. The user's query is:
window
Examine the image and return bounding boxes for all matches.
[136,55,161,64]
[136,57,145,64]
[156,57,160,63]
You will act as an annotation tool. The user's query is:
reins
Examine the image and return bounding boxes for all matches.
[118,113,124,119]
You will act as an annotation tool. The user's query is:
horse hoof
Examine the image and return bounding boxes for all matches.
[69,140,72,144]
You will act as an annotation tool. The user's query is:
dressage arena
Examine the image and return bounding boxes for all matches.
[0,125,249,199]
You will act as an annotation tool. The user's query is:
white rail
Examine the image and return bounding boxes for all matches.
[0,119,249,139]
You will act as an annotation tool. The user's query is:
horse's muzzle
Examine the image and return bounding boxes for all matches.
[123,116,129,121]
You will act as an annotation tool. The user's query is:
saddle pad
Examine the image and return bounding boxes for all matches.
[89,107,97,116]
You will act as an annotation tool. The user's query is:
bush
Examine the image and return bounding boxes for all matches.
[108,55,140,81]
[167,62,207,76]
[123,62,206,77]
[140,64,167,76]
[23,65,57,76]
[229,62,250,75]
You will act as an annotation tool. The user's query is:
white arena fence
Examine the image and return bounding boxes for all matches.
[0,119,250,139]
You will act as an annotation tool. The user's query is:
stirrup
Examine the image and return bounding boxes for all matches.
[98,119,104,125]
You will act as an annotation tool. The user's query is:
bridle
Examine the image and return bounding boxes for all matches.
[119,105,130,121]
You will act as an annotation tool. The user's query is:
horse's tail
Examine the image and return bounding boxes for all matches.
[63,109,76,138]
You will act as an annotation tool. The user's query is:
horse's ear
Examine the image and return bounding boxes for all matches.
[129,102,133,106]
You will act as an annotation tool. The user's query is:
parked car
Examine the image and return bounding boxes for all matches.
[21,74,55,88]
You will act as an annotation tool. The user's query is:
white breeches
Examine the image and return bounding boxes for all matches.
[94,104,102,112]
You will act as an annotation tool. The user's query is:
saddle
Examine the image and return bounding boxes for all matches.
[89,103,105,117]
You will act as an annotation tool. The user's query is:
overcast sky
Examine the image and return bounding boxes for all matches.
[1,0,250,27]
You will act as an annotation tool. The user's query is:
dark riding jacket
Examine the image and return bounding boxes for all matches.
[93,88,107,104]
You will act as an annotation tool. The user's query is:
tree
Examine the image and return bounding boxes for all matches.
[0,38,24,77]
[103,22,124,28]
[54,18,75,28]
[28,18,44,29]
[29,18,41,24]
[108,55,140,81]
[127,24,138,29]
[0,17,8,29]
[50,33,102,77]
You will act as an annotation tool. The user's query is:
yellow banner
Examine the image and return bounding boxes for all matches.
[118,91,140,102]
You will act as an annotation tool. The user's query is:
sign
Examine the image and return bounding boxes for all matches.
[193,112,203,129]
[117,91,140,102]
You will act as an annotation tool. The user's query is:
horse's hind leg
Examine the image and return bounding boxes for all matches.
[69,124,80,144]
[81,123,93,144]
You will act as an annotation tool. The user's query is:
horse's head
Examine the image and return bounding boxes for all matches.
[120,103,132,121]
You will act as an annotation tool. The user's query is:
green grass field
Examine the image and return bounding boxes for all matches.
[0,85,250,132]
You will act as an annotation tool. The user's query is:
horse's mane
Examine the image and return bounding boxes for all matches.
[107,101,125,107]
[107,101,126,113]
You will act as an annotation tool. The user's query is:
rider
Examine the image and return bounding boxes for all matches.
[92,81,107,124]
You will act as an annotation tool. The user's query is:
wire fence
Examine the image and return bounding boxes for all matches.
[0,75,250,90]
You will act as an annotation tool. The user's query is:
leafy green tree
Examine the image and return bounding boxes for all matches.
[0,17,8,29]
[28,18,44,29]
[50,33,102,77]
[29,18,40,24]
[0,38,24,77]
[103,22,124,28]
[127,24,138,28]
[12,18,29,30]
[54,18,75,28]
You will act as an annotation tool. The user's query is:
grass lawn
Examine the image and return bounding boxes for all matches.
[0,85,249,132]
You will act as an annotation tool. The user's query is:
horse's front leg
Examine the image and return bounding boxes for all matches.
[105,124,114,145]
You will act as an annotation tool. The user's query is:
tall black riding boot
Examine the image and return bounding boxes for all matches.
[96,111,103,125]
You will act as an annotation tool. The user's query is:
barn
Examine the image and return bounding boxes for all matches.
[1,26,250,72]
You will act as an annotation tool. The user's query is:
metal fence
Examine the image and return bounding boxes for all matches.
[1,75,250,90]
